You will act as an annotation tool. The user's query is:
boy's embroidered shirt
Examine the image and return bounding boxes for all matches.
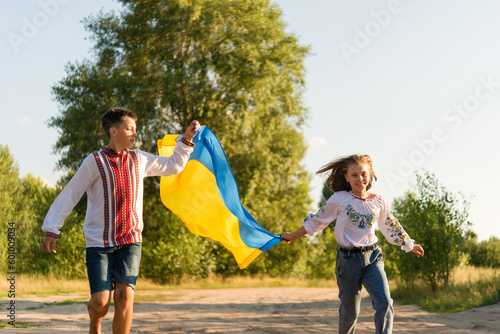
[42,142,193,248]
[303,191,414,252]
[93,147,141,247]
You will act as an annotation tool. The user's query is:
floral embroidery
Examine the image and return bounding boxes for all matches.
[385,214,411,246]
[305,202,327,222]
[345,204,377,229]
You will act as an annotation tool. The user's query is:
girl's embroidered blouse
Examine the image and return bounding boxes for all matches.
[303,191,415,252]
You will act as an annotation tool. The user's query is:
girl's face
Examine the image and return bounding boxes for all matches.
[344,163,371,196]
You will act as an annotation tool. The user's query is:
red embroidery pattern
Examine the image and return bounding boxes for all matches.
[45,232,59,239]
[129,151,142,243]
[93,152,111,247]
[95,147,142,247]
[103,151,118,245]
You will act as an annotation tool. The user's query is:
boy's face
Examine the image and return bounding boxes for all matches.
[110,117,137,150]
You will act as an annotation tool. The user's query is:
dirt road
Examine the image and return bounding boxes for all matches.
[2,287,499,333]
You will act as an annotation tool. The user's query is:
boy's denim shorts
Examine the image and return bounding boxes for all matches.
[85,242,142,295]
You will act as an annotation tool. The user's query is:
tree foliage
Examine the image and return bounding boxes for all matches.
[48,0,312,276]
[0,145,21,274]
[0,146,88,278]
[466,233,500,268]
[384,171,471,292]
[319,182,334,207]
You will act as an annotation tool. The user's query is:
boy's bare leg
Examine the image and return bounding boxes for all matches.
[88,290,112,334]
[112,282,135,334]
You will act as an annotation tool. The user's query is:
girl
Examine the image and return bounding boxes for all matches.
[282,154,424,334]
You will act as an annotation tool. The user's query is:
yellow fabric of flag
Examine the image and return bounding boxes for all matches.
[157,127,281,269]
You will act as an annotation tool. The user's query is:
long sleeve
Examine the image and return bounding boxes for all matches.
[143,141,193,177]
[42,155,94,238]
[378,197,415,252]
[303,196,339,236]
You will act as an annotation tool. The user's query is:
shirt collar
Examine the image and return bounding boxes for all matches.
[103,146,127,158]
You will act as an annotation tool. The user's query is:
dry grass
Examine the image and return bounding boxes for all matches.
[0,275,89,297]
[390,266,500,313]
[0,274,335,298]
[452,265,499,284]
[135,276,336,290]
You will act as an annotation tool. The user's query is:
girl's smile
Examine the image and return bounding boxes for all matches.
[345,163,371,198]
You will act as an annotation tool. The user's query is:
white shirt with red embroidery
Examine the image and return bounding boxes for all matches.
[303,190,415,252]
[42,142,193,248]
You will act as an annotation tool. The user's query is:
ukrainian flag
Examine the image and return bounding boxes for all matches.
[157,126,281,269]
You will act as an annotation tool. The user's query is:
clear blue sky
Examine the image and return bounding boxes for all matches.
[1,0,499,241]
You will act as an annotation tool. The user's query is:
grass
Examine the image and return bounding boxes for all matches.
[390,266,500,313]
[0,320,39,328]
[0,274,335,298]
[2,267,498,314]
[26,297,91,311]
[0,274,89,297]
[135,276,336,291]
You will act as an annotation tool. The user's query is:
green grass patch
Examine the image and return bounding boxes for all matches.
[47,297,89,305]
[26,297,89,311]
[0,320,39,328]
[391,266,500,313]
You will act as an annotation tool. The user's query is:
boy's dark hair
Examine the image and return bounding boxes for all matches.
[101,107,138,138]
[316,154,377,192]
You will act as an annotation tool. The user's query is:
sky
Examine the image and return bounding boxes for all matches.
[1,0,499,241]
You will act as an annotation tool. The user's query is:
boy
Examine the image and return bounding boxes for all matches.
[42,108,199,334]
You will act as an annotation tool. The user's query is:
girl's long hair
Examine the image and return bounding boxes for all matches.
[317,154,377,192]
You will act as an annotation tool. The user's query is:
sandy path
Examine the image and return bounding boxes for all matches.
[2,287,499,333]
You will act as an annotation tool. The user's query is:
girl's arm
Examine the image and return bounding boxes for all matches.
[281,226,307,243]
[379,196,422,254]
[282,195,339,243]
[411,244,424,257]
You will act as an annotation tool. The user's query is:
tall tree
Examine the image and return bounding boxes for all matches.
[49,0,312,275]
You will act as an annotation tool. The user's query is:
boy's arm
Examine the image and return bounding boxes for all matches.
[144,121,200,177]
[41,156,93,252]
[143,142,193,176]
[182,120,200,143]
[43,236,58,253]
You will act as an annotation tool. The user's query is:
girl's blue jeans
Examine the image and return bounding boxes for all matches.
[335,246,394,334]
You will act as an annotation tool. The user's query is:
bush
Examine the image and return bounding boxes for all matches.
[466,236,500,268]
[388,171,471,292]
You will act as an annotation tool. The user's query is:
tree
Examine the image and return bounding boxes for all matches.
[0,145,21,274]
[49,0,312,276]
[319,182,334,207]
[386,171,471,292]
[0,146,83,277]
[0,145,20,224]
[466,234,500,268]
